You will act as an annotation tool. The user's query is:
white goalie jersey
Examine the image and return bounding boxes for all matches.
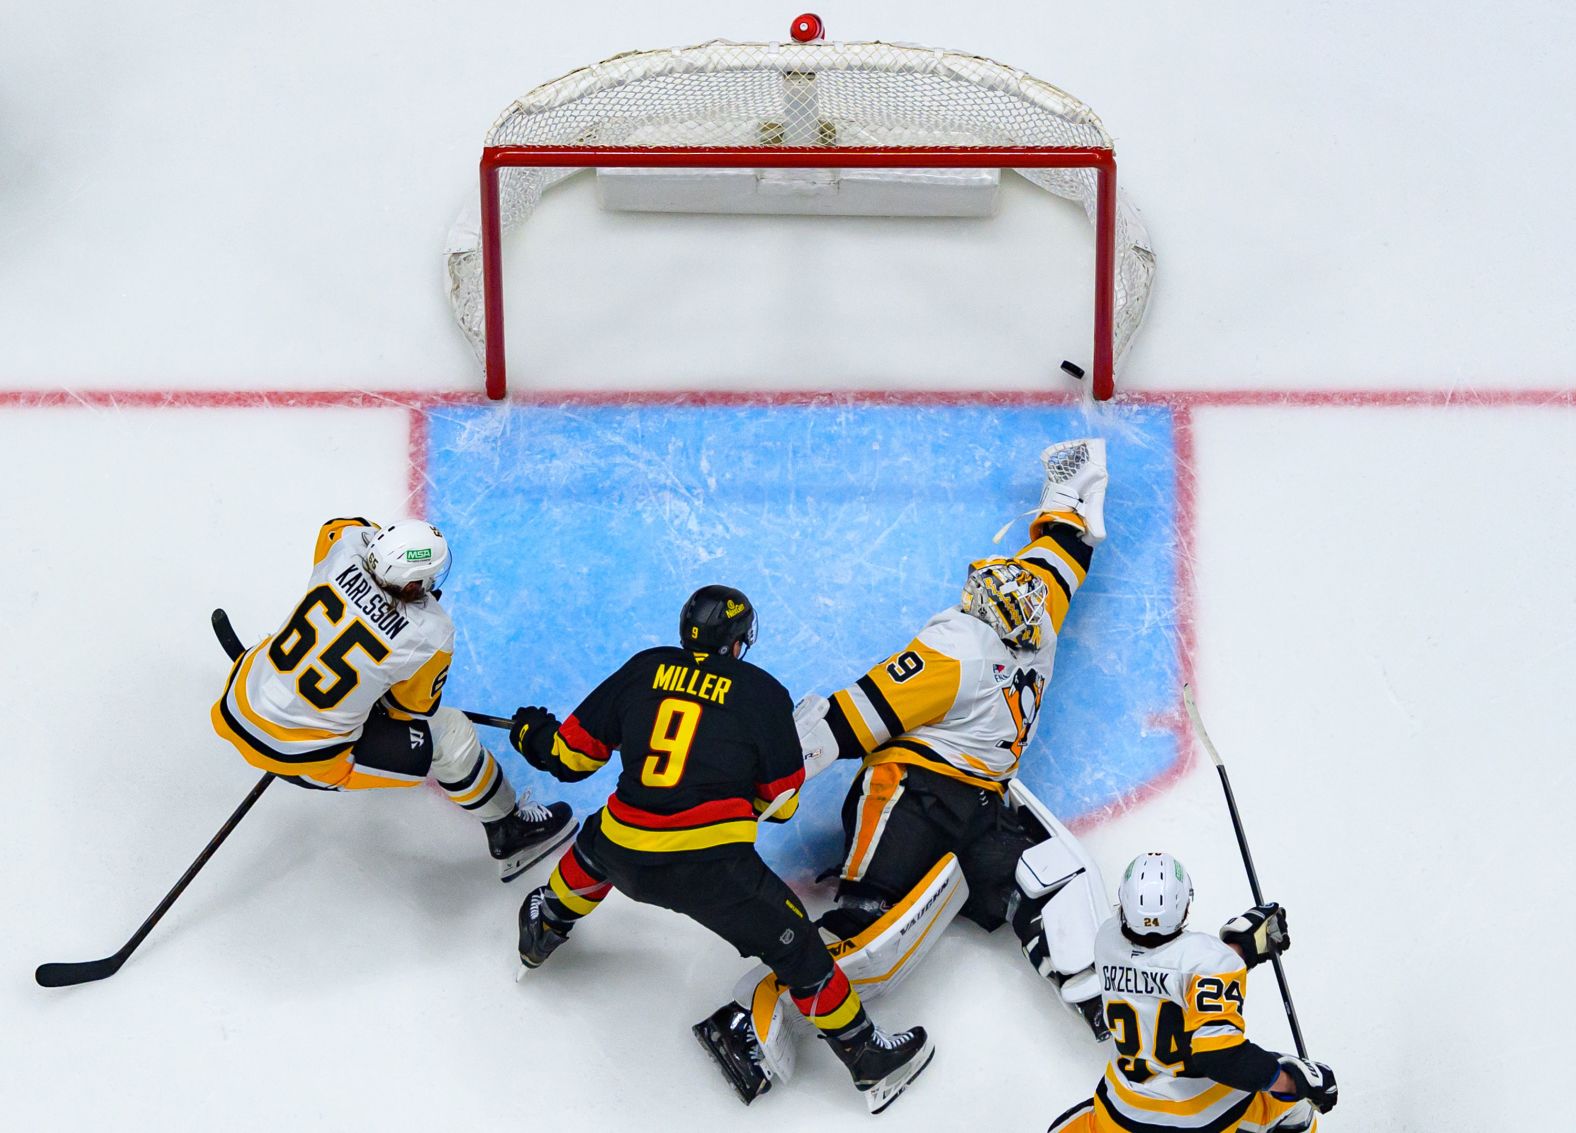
[820,519,1091,792]
[212,520,454,777]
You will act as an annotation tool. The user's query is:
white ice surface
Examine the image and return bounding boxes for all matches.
[5,3,1576,1130]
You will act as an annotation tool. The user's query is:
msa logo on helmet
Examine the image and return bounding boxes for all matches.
[404,548,433,562]
[725,599,747,617]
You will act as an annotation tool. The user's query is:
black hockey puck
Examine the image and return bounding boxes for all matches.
[1060,360,1086,380]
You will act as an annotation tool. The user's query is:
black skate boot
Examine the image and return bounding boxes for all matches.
[826,1022,934,1114]
[484,795,577,882]
[517,887,572,972]
[692,1003,773,1105]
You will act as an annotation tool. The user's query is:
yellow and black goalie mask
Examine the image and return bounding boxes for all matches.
[961,559,1049,652]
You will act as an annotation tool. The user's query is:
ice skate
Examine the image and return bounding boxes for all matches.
[516,886,572,972]
[692,1003,774,1105]
[485,795,576,882]
[827,1023,934,1114]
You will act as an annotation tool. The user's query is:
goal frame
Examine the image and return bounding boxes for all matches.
[477,144,1120,401]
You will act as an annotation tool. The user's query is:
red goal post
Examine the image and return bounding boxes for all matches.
[447,33,1155,401]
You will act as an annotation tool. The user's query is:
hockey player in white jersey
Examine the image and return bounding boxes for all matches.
[694,440,1117,1102]
[212,517,576,880]
[799,437,1115,1034]
[1047,853,1338,1133]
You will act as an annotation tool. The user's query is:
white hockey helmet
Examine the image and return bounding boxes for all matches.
[1118,852,1194,941]
[961,558,1049,652]
[365,521,451,599]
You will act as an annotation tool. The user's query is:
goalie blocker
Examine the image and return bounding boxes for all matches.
[694,780,1109,1101]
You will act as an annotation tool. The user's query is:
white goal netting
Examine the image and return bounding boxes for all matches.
[445,37,1156,387]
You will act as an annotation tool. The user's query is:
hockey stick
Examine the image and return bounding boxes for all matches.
[1181,684,1310,1058]
[208,609,511,729]
[34,610,273,987]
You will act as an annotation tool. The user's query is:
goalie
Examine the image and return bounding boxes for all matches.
[695,439,1116,1100]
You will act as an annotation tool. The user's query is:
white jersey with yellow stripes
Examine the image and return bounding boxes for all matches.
[829,523,1087,791]
[219,523,454,764]
[1092,917,1264,1131]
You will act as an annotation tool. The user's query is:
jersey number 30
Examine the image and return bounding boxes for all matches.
[641,698,702,787]
[268,585,389,710]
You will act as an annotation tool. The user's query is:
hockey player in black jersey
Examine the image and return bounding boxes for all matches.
[507,585,933,1114]
[705,440,1117,1055]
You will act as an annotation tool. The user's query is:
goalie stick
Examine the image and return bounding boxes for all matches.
[1182,683,1310,1059]
[34,610,272,987]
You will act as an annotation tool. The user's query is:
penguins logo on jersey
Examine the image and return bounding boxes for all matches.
[996,668,1046,759]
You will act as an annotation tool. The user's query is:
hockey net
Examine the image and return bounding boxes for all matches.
[445,34,1155,400]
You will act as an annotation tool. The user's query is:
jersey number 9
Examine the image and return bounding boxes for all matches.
[641,698,702,787]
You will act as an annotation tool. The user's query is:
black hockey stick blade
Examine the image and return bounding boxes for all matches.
[35,954,128,988]
[211,607,246,661]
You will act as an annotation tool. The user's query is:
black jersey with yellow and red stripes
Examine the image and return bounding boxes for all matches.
[541,646,806,857]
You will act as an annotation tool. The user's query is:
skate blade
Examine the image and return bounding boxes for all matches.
[864,1041,936,1115]
[498,818,579,883]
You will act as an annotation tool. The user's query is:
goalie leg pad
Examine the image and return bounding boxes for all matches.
[1006,780,1108,1007]
[702,853,966,1094]
[824,853,966,1001]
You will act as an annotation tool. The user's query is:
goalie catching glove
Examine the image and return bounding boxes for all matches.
[1037,438,1108,547]
[1219,902,1289,969]
[509,705,559,772]
[1271,1055,1339,1114]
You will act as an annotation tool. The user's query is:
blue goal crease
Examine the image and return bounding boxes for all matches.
[425,401,1180,880]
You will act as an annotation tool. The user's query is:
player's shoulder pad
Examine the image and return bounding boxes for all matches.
[731,656,794,704]
[620,645,682,676]
[1171,929,1248,979]
[394,592,455,649]
[917,606,997,659]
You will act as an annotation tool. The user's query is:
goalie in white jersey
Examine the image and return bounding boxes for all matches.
[697,439,1117,1097]
[788,438,1117,1039]
[1048,853,1338,1133]
[212,517,575,881]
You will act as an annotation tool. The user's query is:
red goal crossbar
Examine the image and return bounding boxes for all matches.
[478,145,1119,401]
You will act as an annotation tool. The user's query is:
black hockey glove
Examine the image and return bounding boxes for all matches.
[1219,902,1289,969]
[1270,1055,1338,1114]
[509,705,559,772]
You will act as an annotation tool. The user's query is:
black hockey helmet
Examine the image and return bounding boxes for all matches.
[680,585,758,657]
